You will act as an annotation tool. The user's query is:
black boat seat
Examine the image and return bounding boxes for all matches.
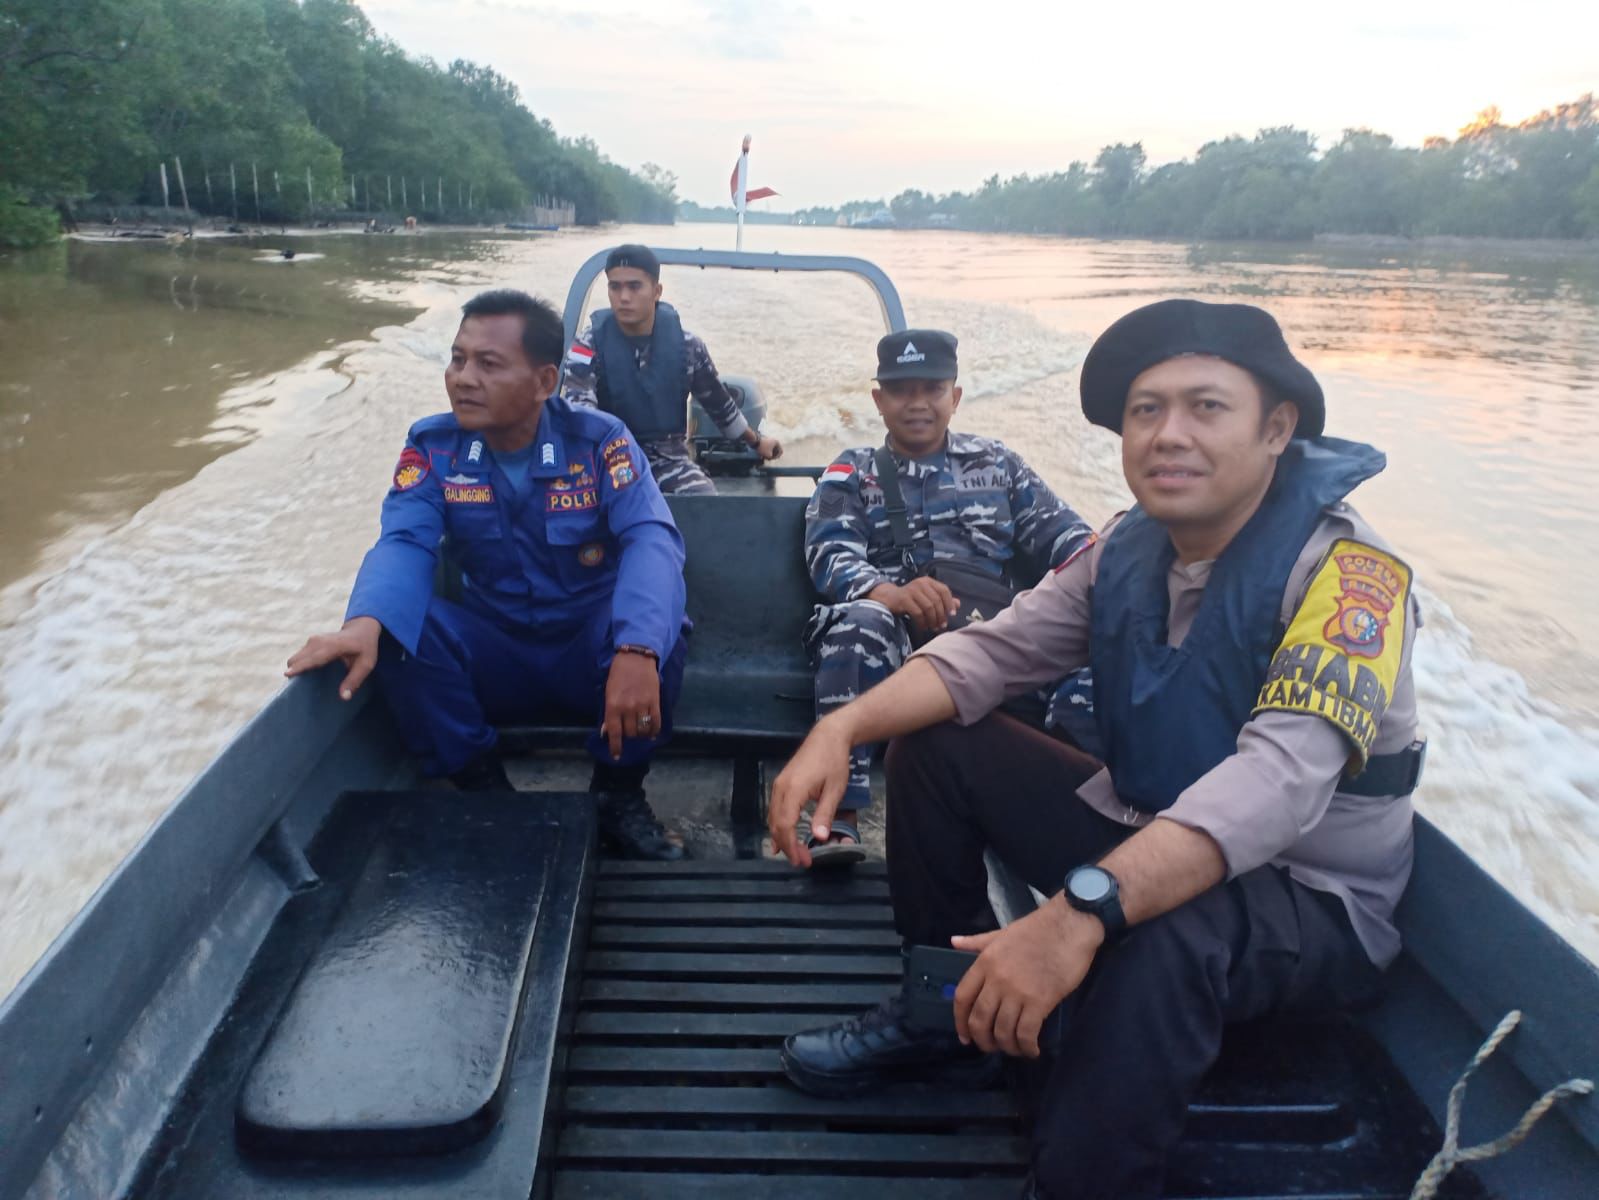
[668,494,818,740]
[237,791,592,1159]
[495,494,820,749]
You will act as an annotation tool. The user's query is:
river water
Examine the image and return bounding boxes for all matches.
[1,224,1596,998]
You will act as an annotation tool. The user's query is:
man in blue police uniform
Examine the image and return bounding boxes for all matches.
[770,301,1426,1197]
[563,244,782,494]
[287,289,689,860]
[801,328,1092,864]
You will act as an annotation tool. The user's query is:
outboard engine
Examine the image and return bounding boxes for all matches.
[692,373,767,435]
[691,373,769,476]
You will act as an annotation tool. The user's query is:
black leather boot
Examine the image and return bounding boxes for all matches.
[448,751,514,792]
[781,992,1003,1098]
[590,763,685,861]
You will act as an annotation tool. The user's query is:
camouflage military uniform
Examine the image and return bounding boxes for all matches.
[805,433,1093,811]
[563,321,749,495]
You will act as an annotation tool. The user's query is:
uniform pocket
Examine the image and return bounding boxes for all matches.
[546,515,611,588]
[545,515,604,547]
[446,506,519,589]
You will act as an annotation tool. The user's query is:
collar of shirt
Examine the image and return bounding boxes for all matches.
[1166,558,1216,648]
[494,441,538,500]
[526,397,570,478]
[880,438,951,480]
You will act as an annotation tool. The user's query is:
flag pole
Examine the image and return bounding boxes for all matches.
[735,134,751,252]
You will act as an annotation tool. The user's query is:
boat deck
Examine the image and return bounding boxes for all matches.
[115,771,1482,1199]
[555,855,1480,1200]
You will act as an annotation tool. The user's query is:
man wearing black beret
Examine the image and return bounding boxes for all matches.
[771,300,1426,1198]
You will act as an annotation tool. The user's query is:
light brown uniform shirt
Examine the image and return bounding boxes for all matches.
[913,502,1419,967]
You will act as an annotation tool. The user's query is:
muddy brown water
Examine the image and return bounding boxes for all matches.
[1,224,1595,998]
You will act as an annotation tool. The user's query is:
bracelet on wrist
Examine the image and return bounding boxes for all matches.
[615,644,659,662]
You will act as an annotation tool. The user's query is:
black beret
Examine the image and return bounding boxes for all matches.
[1079,299,1325,438]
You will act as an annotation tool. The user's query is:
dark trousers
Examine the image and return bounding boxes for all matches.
[884,714,1382,1200]
[372,595,688,777]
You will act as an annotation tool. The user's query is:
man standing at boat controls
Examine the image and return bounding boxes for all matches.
[802,328,1093,864]
[770,300,1427,1198]
[287,289,690,861]
[562,244,782,494]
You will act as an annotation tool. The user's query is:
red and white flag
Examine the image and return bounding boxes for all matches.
[730,135,777,211]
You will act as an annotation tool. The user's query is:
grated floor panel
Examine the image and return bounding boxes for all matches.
[550,859,1480,1199]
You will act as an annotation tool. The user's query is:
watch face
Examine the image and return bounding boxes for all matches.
[1069,867,1112,904]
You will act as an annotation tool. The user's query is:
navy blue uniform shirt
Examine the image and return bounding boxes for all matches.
[346,394,686,660]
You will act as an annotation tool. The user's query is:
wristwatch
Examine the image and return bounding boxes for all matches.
[1063,864,1127,943]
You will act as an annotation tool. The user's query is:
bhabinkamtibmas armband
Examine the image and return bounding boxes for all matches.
[1253,539,1412,765]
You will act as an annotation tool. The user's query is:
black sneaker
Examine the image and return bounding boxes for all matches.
[781,992,1003,1098]
[448,751,514,792]
[595,789,686,861]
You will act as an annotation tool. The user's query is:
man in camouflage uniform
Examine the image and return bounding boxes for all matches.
[803,329,1093,862]
[563,244,782,494]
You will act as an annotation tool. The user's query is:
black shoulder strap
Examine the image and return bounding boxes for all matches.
[873,445,919,576]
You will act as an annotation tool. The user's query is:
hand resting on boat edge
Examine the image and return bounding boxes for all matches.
[286,288,690,861]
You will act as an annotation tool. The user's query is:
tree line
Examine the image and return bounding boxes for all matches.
[790,96,1599,241]
[0,0,678,246]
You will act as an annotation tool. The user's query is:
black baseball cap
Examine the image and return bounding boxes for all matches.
[605,243,660,280]
[875,329,958,382]
[1079,299,1325,438]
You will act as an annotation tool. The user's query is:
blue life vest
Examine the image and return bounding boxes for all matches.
[1088,437,1386,812]
[591,301,687,440]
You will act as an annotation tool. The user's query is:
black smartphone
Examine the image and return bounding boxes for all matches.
[903,944,978,1032]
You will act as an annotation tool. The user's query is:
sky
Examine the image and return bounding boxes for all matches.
[360,0,1599,210]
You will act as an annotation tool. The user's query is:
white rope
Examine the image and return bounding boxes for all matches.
[1409,1009,1593,1200]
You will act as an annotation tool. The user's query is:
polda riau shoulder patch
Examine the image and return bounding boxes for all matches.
[1253,539,1412,764]
[607,458,636,490]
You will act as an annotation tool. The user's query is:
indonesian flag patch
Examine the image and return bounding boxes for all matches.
[820,463,855,486]
[568,343,595,361]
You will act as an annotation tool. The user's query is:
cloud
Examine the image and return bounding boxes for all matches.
[358,0,1599,208]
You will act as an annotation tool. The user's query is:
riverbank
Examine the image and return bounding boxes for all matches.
[1312,232,1599,257]
[65,220,556,244]
[680,216,1599,258]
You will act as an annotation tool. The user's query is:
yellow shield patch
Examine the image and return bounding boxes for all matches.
[1253,539,1412,765]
